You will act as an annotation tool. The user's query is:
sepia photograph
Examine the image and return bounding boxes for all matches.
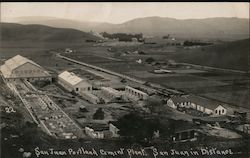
[0,2,249,158]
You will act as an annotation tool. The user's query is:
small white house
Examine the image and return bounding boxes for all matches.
[136,59,142,64]
[58,71,92,93]
[214,105,227,116]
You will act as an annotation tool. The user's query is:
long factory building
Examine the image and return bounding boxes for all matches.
[0,55,52,82]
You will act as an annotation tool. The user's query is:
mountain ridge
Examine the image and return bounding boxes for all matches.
[1,22,100,43]
[11,16,249,41]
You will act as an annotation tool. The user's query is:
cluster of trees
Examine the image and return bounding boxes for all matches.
[144,98,165,113]
[101,32,143,42]
[183,40,212,46]
[115,113,175,142]
[93,108,104,120]
[145,57,155,64]
[116,113,160,141]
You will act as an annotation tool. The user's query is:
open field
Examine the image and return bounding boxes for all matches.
[63,44,249,110]
[1,18,250,158]
[1,40,249,111]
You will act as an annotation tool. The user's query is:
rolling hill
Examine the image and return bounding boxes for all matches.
[175,38,250,72]
[13,16,249,40]
[1,23,100,43]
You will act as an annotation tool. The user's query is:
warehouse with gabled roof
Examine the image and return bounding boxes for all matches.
[0,55,51,82]
[58,71,92,93]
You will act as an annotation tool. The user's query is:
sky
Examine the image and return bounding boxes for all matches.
[1,2,249,24]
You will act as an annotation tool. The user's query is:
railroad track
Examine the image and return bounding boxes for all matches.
[56,53,183,96]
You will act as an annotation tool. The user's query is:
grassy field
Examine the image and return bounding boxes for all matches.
[173,39,250,71]
[1,39,249,110]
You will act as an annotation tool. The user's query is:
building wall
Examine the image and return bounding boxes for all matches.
[101,87,121,99]
[58,78,92,94]
[85,127,104,139]
[204,108,213,115]
[174,130,198,142]
[178,102,192,108]
[191,103,196,109]
[171,98,227,116]
[5,77,51,82]
[79,91,100,104]
[173,101,214,115]
[167,99,177,109]
[109,123,119,138]
[58,79,74,92]
[13,62,50,78]
[79,83,92,92]
[214,105,227,115]
[4,62,51,82]
[124,86,148,100]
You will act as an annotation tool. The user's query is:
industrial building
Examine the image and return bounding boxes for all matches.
[79,91,100,104]
[58,71,92,94]
[124,86,149,100]
[0,55,51,82]
[167,95,228,116]
[173,122,202,142]
[100,87,121,99]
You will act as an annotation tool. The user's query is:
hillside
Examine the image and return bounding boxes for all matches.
[109,17,249,40]
[14,16,249,40]
[12,16,103,32]
[1,23,100,43]
[174,38,250,71]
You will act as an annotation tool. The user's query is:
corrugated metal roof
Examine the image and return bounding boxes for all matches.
[58,71,84,86]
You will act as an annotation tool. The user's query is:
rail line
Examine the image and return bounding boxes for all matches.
[56,53,183,96]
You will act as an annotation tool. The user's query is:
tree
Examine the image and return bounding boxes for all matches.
[93,108,104,120]
[116,113,160,141]
[138,51,146,55]
[144,98,164,113]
